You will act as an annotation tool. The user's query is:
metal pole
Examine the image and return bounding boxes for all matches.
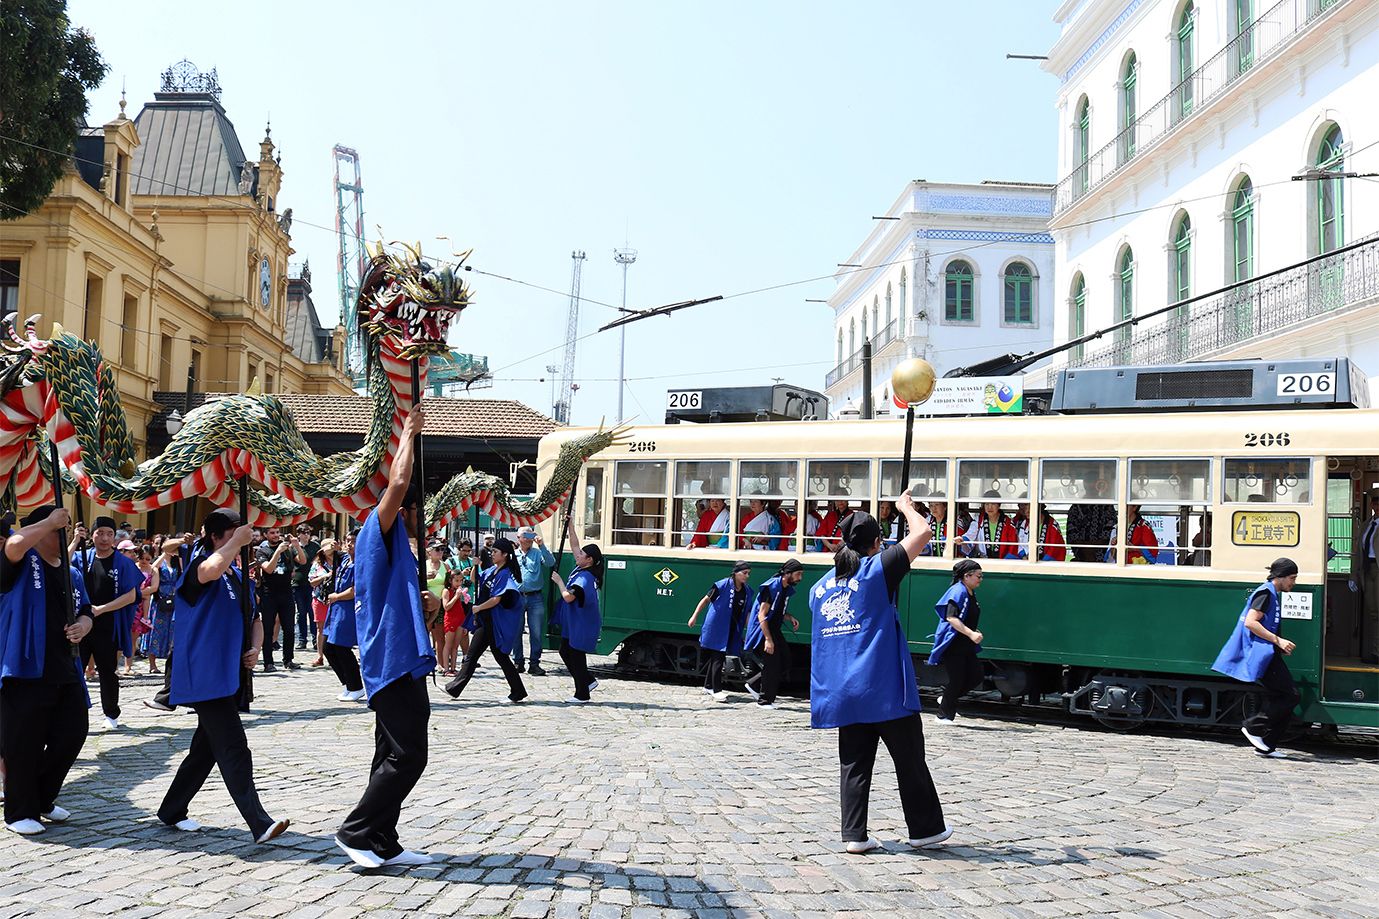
[613,248,637,424]
[895,405,916,540]
[177,364,195,534]
[47,440,77,650]
[409,361,427,595]
[238,476,253,703]
[861,339,873,420]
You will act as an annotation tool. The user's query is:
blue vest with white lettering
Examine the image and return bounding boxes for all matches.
[354,510,435,700]
[809,554,920,729]
[323,551,357,647]
[480,564,523,655]
[554,567,601,653]
[75,547,143,657]
[744,576,793,652]
[169,553,249,705]
[0,549,91,693]
[927,582,981,664]
[699,577,746,654]
[1211,580,1280,683]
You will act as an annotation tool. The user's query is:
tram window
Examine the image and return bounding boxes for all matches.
[807,460,871,553]
[582,466,605,541]
[612,460,668,547]
[1039,458,1116,563]
[737,461,800,552]
[674,460,730,548]
[1223,459,1312,504]
[957,460,1029,501]
[881,459,948,554]
[1129,459,1212,566]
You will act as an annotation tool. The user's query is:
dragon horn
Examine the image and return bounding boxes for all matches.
[50,321,64,339]
[245,376,262,397]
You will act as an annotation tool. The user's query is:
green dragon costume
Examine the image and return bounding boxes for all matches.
[0,244,620,533]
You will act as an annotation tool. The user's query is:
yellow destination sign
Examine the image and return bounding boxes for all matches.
[1230,511,1300,547]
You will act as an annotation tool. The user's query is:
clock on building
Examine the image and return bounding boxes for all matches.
[259,257,271,307]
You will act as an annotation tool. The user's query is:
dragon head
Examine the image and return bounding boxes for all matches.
[357,242,473,361]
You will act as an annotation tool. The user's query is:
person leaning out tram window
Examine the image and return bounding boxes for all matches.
[955,490,1015,559]
[1106,504,1158,564]
[688,560,752,702]
[1211,558,1301,758]
[928,560,986,722]
[809,493,951,854]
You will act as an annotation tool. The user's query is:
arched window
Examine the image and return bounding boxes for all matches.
[1070,273,1086,362]
[884,283,893,332]
[898,268,907,335]
[1231,176,1254,283]
[1175,3,1195,118]
[1233,0,1255,76]
[1173,214,1192,359]
[1003,262,1034,325]
[872,297,879,340]
[1075,96,1091,195]
[836,328,844,366]
[944,260,974,322]
[1119,52,1138,163]
[1317,124,1344,254]
[1116,247,1134,356]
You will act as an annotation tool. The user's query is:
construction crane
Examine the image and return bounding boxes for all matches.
[554,251,586,424]
[332,145,366,380]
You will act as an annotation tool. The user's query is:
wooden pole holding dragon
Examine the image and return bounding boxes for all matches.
[46,438,77,650]
[409,361,427,596]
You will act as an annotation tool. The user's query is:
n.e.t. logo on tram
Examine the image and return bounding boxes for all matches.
[652,567,679,597]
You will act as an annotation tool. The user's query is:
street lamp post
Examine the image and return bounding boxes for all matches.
[613,248,638,423]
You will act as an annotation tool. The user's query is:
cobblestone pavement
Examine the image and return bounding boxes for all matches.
[2,660,1377,919]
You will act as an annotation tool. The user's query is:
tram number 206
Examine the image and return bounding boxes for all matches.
[1277,372,1334,395]
[1244,432,1291,447]
[667,391,703,410]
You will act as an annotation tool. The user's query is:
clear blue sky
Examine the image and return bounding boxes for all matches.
[70,0,1062,425]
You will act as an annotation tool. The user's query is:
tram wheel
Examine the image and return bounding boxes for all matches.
[1087,670,1151,732]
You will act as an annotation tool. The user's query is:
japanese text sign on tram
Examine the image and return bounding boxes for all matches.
[1230,510,1300,547]
[911,376,1023,416]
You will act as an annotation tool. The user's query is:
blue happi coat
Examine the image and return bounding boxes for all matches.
[554,567,601,653]
[323,551,357,647]
[698,577,747,655]
[170,550,251,705]
[479,564,523,655]
[354,511,435,700]
[744,575,794,653]
[1211,580,1281,683]
[809,555,920,729]
[927,581,981,664]
[0,548,92,699]
[74,547,143,657]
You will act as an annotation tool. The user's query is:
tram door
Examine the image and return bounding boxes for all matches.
[1322,458,1379,703]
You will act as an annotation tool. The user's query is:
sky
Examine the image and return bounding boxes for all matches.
[68,0,1064,426]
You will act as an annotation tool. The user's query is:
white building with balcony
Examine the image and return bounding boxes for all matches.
[823,181,1057,415]
[1037,0,1379,384]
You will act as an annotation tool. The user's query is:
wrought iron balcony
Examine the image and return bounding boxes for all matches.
[1055,0,1348,217]
[1040,235,1379,384]
[825,319,900,389]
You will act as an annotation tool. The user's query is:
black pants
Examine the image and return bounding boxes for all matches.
[337,675,429,859]
[293,584,314,648]
[157,694,273,839]
[323,641,363,692]
[703,648,726,693]
[559,638,592,700]
[838,713,946,842]
[755,621,790,703]
[79,622,121,719]
[446,609,527,701]
[153,649,175,709]
[938,644,984,720]
[0,679,88,824]
[259,590,294,665]
[1244,653,1299,750]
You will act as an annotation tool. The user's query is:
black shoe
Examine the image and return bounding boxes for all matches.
[508,692,528,703]
[513,661,524,673]
[272,641,281,651]
[528,664,546,676]
[443,675,464,699]
[284,661,301,671]
[263,662,277,673]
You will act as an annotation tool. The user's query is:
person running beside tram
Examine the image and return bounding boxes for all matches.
[929,560,986,723]
[743,558,804,708]
[809,492,950,854]
[688,560,752,702]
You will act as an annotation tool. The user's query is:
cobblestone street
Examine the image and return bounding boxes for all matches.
[2,661,1377,918]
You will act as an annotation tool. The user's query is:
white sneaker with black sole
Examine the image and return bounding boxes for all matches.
[845,837,880,854]
[40,805,70,822]
[1240,726,1271,753]
[909,826,953,848]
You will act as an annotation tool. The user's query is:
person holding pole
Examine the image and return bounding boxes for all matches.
[335,408,441,869]
[808,493,950,854]
[550,513,603,704]
[0,506,94,836]
[157,508,288,843]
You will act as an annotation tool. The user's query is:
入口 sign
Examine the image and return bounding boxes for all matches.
[1280,591,1313,620]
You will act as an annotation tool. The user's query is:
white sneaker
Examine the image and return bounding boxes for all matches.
[1241,726,1271,753]
[588,679,599,692]
[7,819,45,836]
[744,682,761,700]
[143,699,174,712]
[40,805,70,822]
[845,837,880,854]
[909,826,953,848]
[700,687,713,695]
[712,691,730,703]
[935,694,944,708]
[170,818,201,832]
[1256,748,1287,759]
[336,835,385,868]
[345,688,367,702]
[101,716,119,730]
[756,701,775,710]
[565,696,589,704]
[256,818,289,844]
[380,849,433,867]
[337,689,353,702]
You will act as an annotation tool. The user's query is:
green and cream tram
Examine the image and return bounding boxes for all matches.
[535,368,1379,731]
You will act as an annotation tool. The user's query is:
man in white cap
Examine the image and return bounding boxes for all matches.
[512,527,555,675]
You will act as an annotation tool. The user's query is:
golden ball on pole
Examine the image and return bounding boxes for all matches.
[891,358,937,406]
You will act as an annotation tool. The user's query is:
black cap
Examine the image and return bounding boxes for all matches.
[952,558,983,582]
[22,505,58,527]
[777,558,803,576]
[841,512,881,551]
[1268,557,1299,579]
[582,543,603,565]
[732,560,753,574]
[93,516,117,532]
[492,537,517,556]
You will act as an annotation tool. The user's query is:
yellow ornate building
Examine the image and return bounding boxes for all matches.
[0,62,352,525]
